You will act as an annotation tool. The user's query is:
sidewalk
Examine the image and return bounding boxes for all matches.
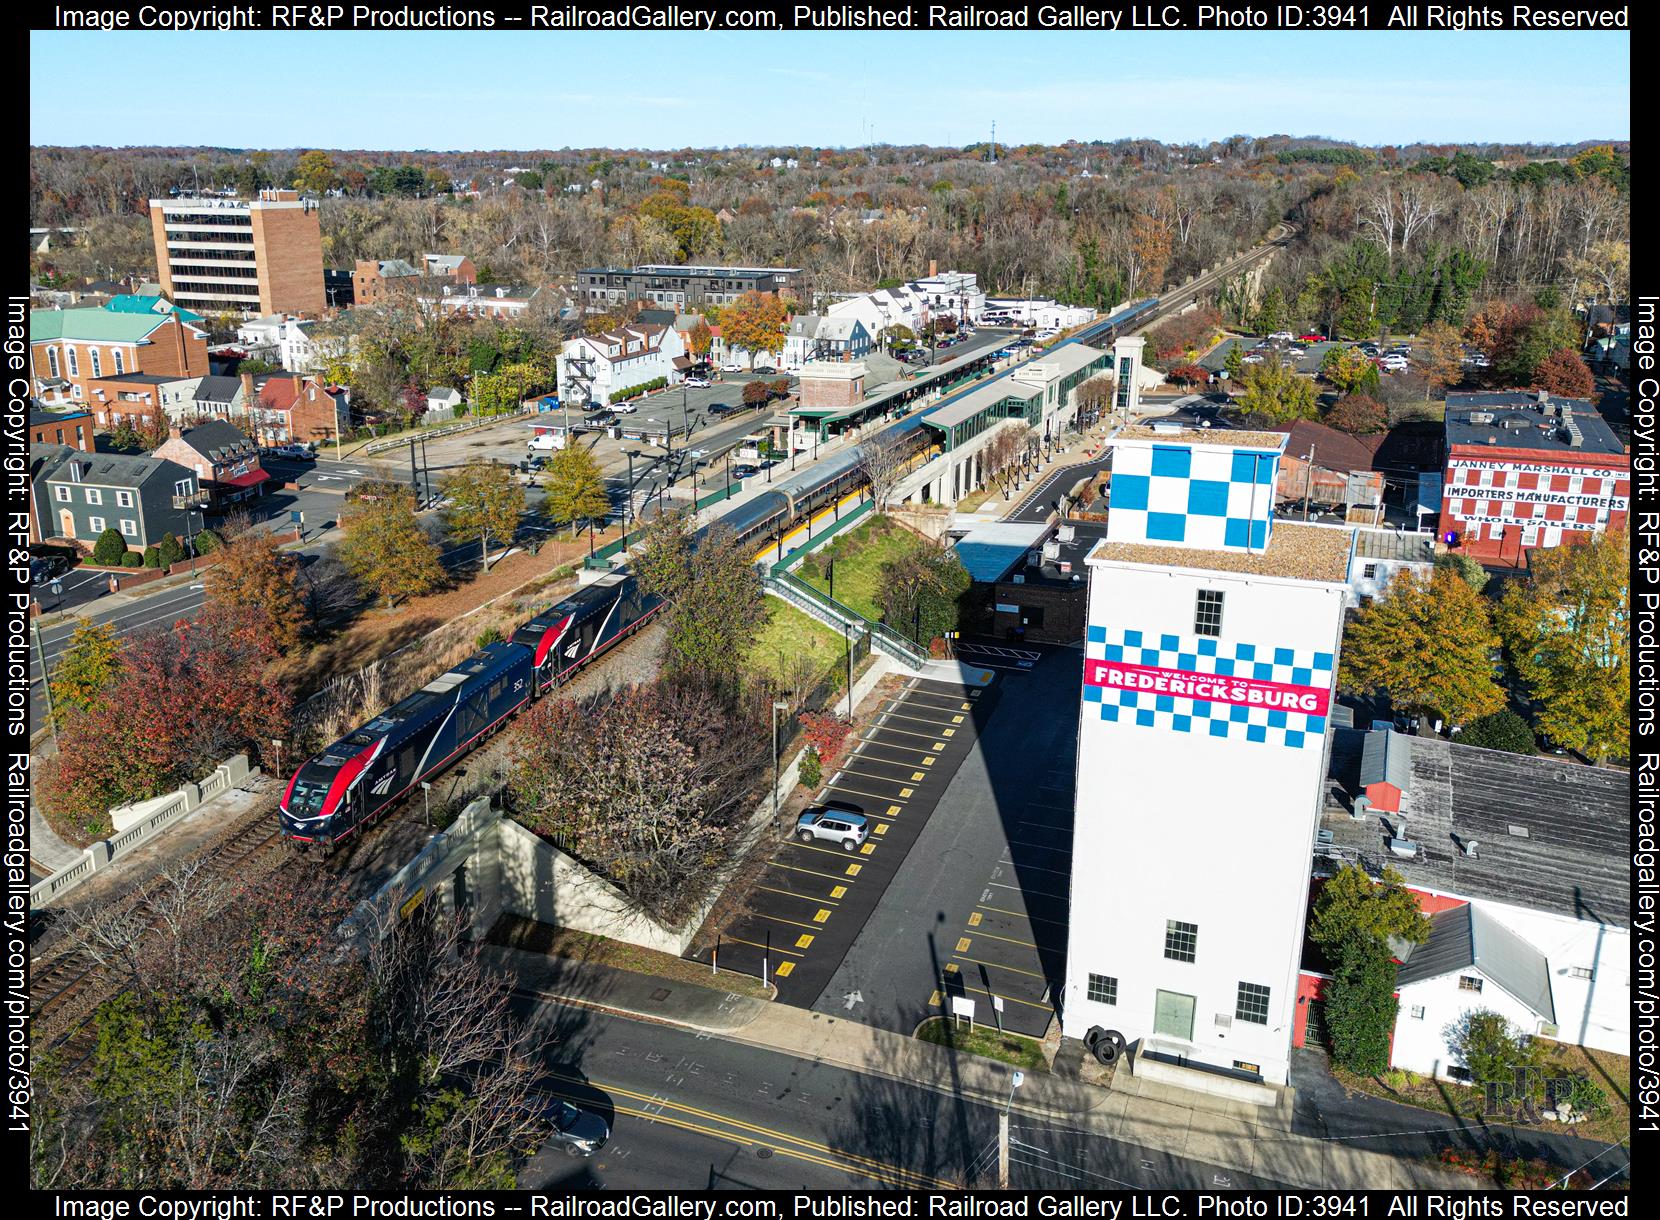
[30,803,83,872]
[490,947,1470,1189]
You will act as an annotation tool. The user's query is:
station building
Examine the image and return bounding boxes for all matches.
[1063,371,1354,1084]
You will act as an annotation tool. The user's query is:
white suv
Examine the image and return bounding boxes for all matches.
[795,807,869,852]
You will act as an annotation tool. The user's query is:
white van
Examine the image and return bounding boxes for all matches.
[527,427,569,452]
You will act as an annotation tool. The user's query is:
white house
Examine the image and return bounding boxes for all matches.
[556,323,687,407]
[825,284,930,350]
[1347,528,1436,601]
[1313,729,1631,1081]
[782,314,873,371]
[425,387,464,422]
[912,270,986,326]
[980,298,1097,330]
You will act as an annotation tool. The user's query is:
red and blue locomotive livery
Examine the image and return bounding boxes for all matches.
[279,572,660,848]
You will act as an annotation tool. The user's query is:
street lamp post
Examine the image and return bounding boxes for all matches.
[420,780,432,827]
[771,700,789,816]
[844,620,855,713]
[624,450,637,526]
[724,450,732,499]
[33,618,58,750]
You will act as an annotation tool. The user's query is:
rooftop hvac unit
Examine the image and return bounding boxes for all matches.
[1387,837,1420,858]
[1468,411,1495,425]
[1042,540,1061,560]
[1559,425,1583,448]
[1027,550,1041,566]
[1012,573,1025,584]
[1057,523,1076,542]
[1151,421,1182,435]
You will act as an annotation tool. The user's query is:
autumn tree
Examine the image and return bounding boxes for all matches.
[39,609,294,838]
[442,458,524,568]
[634,513,766,682]
[1320,345,1381,396]
[720,290,788,360]
[1497,529,1629,762]
[1166,363,1209,389]
[1531,349,1595,398]
[1324,394,1387,435]
[292,149,339,195]
[742,380,769,407]
[877,542,972,644]
[339,480,445,606]
[541,445,610,537]
[687,318,713,358]
[1126,213,1173,297]
[53,619,121,713]
[508,679,766,923]
[1411,320,1465,399]
[1237,354,1318,425]
[1340,567,1505,726]
[203,531,307,653]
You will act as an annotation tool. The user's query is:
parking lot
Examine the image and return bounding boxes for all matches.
[689,675,998,1010]
[811,645,1080,1039]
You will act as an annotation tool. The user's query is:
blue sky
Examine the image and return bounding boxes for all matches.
[31,30,1628,150]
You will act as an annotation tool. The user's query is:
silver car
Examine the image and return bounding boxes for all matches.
[796,807,869,851]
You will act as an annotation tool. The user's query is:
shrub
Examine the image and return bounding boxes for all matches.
[143,547,162,568]
[91,528,128,567]
[1445,1009,1545,1089]
[1561,1073,1610,1118]
[1460,709,1535,754]
[194,529,223,554]
[157,533,185,567]
[119,552,143,567]
[798,747,822,790]
[475,626,504,648]
[1325,940,1399,1075]
[799,712,851,762]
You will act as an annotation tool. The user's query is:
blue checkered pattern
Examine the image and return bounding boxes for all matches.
[1106,440,1279,552]
[1084,624,1334,749]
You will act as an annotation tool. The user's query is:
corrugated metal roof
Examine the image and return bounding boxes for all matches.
[1360,728,1411,793]
[1397,904,1555,1024]
[30,308,169,343]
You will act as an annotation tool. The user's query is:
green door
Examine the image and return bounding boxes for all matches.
[1153,990,1197,1041]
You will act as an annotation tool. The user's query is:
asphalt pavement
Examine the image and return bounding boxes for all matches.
[508,988,1293,1190]
[688,675,999,1009]
[813,646,1081,1039]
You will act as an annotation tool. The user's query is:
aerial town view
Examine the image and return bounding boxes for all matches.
[14,9,1637,1202]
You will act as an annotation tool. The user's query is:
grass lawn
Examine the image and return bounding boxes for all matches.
[745,599,848,686]
[953,486,1001,514]
[488,915,773,1000]
[916,1017,1048,1072]
[798,516,931,622]
[1331,1042,1630,1147]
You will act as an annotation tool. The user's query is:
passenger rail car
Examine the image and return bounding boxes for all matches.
[280,574,660,848]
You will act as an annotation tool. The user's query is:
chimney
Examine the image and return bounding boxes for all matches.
[928,259,938,277]
[168,423,182,442]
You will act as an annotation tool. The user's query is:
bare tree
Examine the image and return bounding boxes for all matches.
[857,426,910,513]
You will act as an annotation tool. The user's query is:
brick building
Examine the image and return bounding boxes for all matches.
[578,264,803,312]
[150,189,325,317]
[1439,392,1629,566]
[352,258,420,308]
[796,361,866,410]
[240,371,349,448]
[28,405,93,452]
[150,419,270,510]
[30,304,209,410]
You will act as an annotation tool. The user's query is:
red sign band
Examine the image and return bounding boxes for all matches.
[1085,659,1331,716]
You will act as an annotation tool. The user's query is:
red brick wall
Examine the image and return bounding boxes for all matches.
[251,203,325,315]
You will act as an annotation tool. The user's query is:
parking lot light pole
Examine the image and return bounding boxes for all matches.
[771,700,789,816]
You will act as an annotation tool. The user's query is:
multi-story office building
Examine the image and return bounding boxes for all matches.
[149,189,325,317]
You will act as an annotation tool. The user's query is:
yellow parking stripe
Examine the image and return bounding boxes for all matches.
[813,909,832,924]
[771,860,856,884]
[721,934,803,958]
[845,863,861,876]
[978,903,1070,927]
[953,953,1048,981]
[774,961,795,977]
[755,884,837,907]
[955,937,972,953]
[795,933,814,948]
[945,981,1053,1012]
[967,912,983,927]
[753,911,837,933]
[829,886,847,899]
[822,783,910,805]
[964,928,1039,949]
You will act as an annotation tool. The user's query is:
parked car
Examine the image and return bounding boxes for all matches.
[796,807,870,852]
[610,401,638,414]
[521,455,548,473]
[721,361,744,373]
[276,443,315,460]
[707,401,735,416]
[1463,352,1492,368]
[753,365,777,375]
[684,376,711,388]
[732,464,759,479]
[31,555,70,585]
[1297,333,1325,342]
[1241,353,1265,364]
[1267,331,1296,343]
[1379,355,1410,372]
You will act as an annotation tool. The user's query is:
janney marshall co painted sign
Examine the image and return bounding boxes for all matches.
[1084,658,1332,715]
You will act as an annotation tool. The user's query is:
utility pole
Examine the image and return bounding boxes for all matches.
[998,1070,1024,1188]
[1303,445,1315,521]
[771,700,788,816]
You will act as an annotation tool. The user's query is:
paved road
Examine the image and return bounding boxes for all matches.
[814,647,1080,1039]
[510,991,1291,1190]
[688,675,997,1008]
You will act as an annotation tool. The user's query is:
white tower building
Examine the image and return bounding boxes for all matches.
[1062,425,1354,1086]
